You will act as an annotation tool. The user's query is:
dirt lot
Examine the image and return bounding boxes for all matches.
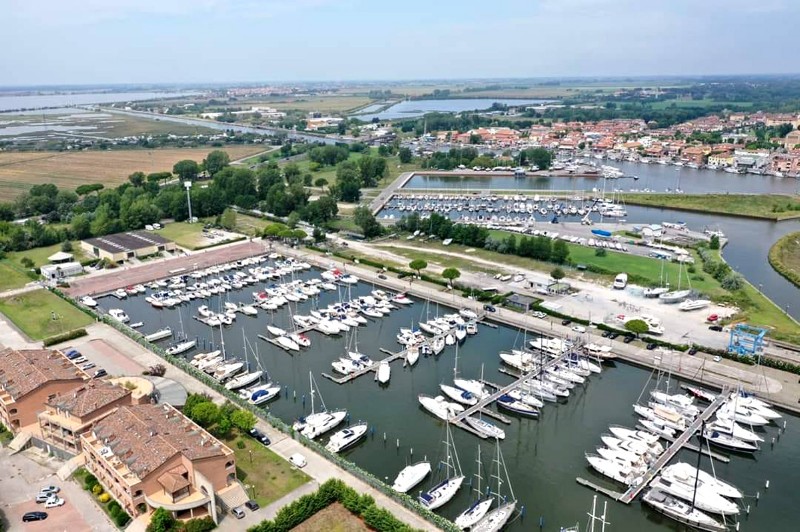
[291,503,368,532]
[0,146,264,201]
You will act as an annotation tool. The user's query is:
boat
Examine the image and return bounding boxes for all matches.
[650,475,740,515]
[113,288,127,299]
[496,394,539,417]
[392,461,431,493]
[377,360,391,384]
[459,309,478,320]
[213,361,244,381]
[267,325,286,337]
[325,422,368,453]
[418,394,465,421]
[701,429,759,453]
[464,416,506,440]
[332,358,360,375]
[165,339,196,356]
[440,384,478,406]
[601,434,662,457]
[659,289,692,303]
[225,370,263,390]
[559,496,610,532]
[392,293,413,305]
[662,462,743,499]
[682,385,717,403]
[585,453,644,485]
[406,345,419,366]
[642,489,727,532]
[608,425,661,446]
[275,335,300,352]
[454,446,494,530]
[716,403,769,426]
[454,378,489,399]
[108,308,129,324]
[80,295,97,307]
[506,389,544,409]
[144,327,172,342]
[247,383,282,405]
[292,373,348,439]
[130,322,143,329]
[708,418,763,443]
[638,418,677,439]
[472,441,517,532]
[643,287,669,298]
[419,424,464,511]
[678,299,711,311]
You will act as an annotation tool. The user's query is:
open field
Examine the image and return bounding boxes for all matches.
[649,99,754,109]
[5,241,87,269]
[155,223,207,250]
[267,96,373,113]
[624,193,800,220]
[0,262,34,291]
[224,433,310,507]
[0,146,265,201]
[0,289,94,340]
[292,502,369,532]
[768,231,800,288]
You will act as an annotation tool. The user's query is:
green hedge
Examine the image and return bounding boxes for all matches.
[43,328,88,347]
[248,479,418,532]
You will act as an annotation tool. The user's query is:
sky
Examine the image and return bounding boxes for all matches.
[1,0,798,85]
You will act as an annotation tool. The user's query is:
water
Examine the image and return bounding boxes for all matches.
[0,91,196,112]
[104,270,799,531]
[355,99,550,121]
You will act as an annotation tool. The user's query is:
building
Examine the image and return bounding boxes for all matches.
[707,153,734,167]
[81,404,238,523]
[783,130,800,150]
[0,348,87,433]
[770,152,800,176]
[82,231,176,263]
[41,262,84,282]
[37,380,134,455]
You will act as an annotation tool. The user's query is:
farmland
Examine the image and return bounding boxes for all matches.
[0,146,265,201]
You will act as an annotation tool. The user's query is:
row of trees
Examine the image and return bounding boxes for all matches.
[395,213,489,248]
[484,232,570,264]
[182,393,256,439]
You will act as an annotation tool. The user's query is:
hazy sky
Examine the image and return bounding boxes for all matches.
[1,0,798,85]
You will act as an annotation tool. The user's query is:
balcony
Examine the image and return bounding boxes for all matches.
[144,489,210,512]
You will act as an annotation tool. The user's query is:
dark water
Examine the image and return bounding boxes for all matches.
[355,99,551,121]
[102,270,798,531]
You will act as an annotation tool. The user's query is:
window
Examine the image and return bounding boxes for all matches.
[9,408,17,415]
[133,490,143,498]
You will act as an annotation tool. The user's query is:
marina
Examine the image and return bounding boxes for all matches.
[91,255,796,531]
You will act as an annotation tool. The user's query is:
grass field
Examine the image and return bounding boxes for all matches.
[5,242,87,270]
[155,223,208,250]
[0,262,34,291]
[235,214,273,236]
[0,289,94,340]
[624,194,800,220]
[768,231,800,289]
[292,503,368,532]
[224,433,309,507]
[0,146,265,202]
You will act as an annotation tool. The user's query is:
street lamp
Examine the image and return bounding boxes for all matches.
[184,181,194,223]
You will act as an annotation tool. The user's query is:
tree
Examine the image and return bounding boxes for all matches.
[314,178,328,188]
[71,214,91,239]
[283,163,301,183]
[398,147,413,164]
[188,402,220,428]
[61,240,73,252]
[409,259,428,277]
[550,267,565,281]
[312,226,325,242]
[353,206,383,238]
[624,319,650,337]
[286,211,300,229]
[128,171,145,187]
[551,239,570,264]
[203,150,230,176]
[524,147,554,170]
[442,267,461,286]
[230,409,257,432]
[146,507,177,532]
[173,159,199,181]
[709,234,720,250]
[75,183,104,196]
[219,208,237,230]
[595,247,607,257]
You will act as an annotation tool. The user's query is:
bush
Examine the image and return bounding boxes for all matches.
[115,512,131,527]
[183,516,216,532]
[98,493,111,503]
[236,438,246,450]
[83,473,98,491]
[595,248,607,257]
[43,328,88,347]
[108,501,121,517]
[92,484,103,496]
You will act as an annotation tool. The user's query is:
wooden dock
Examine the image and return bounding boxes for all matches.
[634,424,730,464]
[576,477,625,500]
[322,349,408,384]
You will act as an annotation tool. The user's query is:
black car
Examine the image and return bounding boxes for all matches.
[601,330,612,338]
[23,512,48,522]
[377,274,387,280]
[245,500,260,511]
[623,335,635,344]
[608,332,620,340]
[646,343,658,350]
[709,325,723,332]
[483,304,497,313]
[249,428,271,446]
[93,369,107,378]
[688,347,699,355]
[561,319,572,326]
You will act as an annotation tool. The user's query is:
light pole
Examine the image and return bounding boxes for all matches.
[184,181,194,223]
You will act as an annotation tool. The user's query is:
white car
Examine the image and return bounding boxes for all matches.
[44,497,65,509]
[531,311,547,319]
[572,325,587,333]
[288,453,307,468]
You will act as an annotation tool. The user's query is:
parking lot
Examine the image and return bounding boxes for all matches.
[65,337,146,378]
[0,448,110,531]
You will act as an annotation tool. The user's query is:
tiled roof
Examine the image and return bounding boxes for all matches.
[0,348,85,399]
[92,404,229,479]
[47,380,130,418]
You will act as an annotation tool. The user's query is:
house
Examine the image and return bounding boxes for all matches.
[770,152,800,176]
[82,231,176,263]
[37,380,135,455]
[783,130,800,150]
[0,348,87,434]
[81,404,239,523]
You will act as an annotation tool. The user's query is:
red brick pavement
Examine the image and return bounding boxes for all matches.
[65,240,269,297]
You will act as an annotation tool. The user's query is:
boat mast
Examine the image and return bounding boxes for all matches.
[691,419,705,510]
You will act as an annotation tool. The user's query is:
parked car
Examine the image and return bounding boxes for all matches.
[608,332,620,340]
[688,347,699,356]
[531,311,546,319]
[646,343,658,350]
[39,486,60,495]
[245,500,260,511]
[709,325,723,332]
[377,274,387,280]
[71,356,87,364]
[81,362,96,370]
[35,493,53,503]
[231,507,246,519]
[623,335,635,344]
[601,330,612,338]
[706,314,719,322]
[561,319,572,326]
[248,428,271,446]
[571,325,586,333]
[289,453,307,468]
[44,497,65,509]
[22,512,48,522]
[93,369,107,378]
[483,304,497,313]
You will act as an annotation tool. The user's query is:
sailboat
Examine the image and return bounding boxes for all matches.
[659,260,692,303]
[472,440,517,532]
[292,372,347,439]
[454,446,494,529]
[418,423,465,511]
[225,332,263,390]
[441,340,479,406]
[165,308,196,355]
[560,495,610,532]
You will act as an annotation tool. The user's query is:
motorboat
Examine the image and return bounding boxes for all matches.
[701,430,759,453]
[439,384,478,406]
[197,355,223,371]
[418,394,465,421]
[289,333,311,348]
[464,417,506,440]
[108,308,129,324]
[445,333,456,346]
[406,345,419,366]
[392,293,413,305]
[496,394,538,417]
[197,305,213,318]
[601,435,662,457]
[596,446,646,467]
[325,422,368,453]
[650,391,699,418]
[332,358,361,375]
[678,299,711,311]
[608,426,661,446]
[165,340,196,356]
[459,309,479,320]
[113,288,127,299]
[633,404,687,431]
[682,385,716,402]
[392,461,431,493]
[130,322,144,329]
[317,320,342,335]
[466,322,478,335]
[144,327,172,342]
[377,360,391,384]
[224,370,263,390]
[431,336,445,355]
[80,296,97,307]
[213,361,244,381]
[663,462,743,499]
[643,287,669,298]
[642,489,727,532]
[190,350,221,366]
[650,475,740,515]
[347,351,374,366]
[585,453,644,485]
[638,418,677,439]
[716,403,769,426]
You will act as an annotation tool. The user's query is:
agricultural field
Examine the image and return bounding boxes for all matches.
[266,96,374,113]
[0,146,265,202]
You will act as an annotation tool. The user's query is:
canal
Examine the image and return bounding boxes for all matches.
[102,269,798,531]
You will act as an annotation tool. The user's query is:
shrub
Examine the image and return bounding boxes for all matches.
[20,257,34,269]
[84,473,98,491]
[92,484,103,496]
[236,438,246,450]
[183,516,216,532]
[114,512,131,527]
[43,328,88,347]
[98,493,111,503]
[687,265,696,274]
[595,248,607,257]
[108,501,121,517]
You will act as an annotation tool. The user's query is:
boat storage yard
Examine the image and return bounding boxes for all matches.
[88,252,796,531]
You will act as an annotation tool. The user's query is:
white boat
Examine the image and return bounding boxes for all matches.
[377,360,391,384]
[678,299,711,311]
[431,336,445,355]
[716,403,769,426]
[80,296,97,307]
[144,327,172,342]
[274,335,299,352]
[440,384,478,406]
[659,289,692,303]
[472,441,517,532]
[197,355,223,371]
[585,453,644,485]
[702,429,759,453]
[316,320,342,335]
[406,345,419,366]
[225,370,263,390]
[108,308,129,324]
[213,361,244,381]
[459,309,478,320]
[419,424,464,510]
[113,288,127,299]
[454,378,489,399]
[496,394,538,417]
[608,426,661,446]
[638,418,677,439]
[392,461,431,493]
[247,383,282,405]
[197,305,213,318]
[165,339,196,356]
[332,358,360,375]
[507,389,544,409]
[418,394,464,421]
[130,321,143,329]
[445,333,456,346]
[601,434,662,457]
[292,373,347,439]
[643,489,727,532]
[325,422,368,453]
[267,325,286,337]
[392,293,413,305]
[454,446,493,530]
[455,326,467,342]
[643,287,669,298]
[663,462,743,499]
[650,475,740,515]
[290,333,311,348]
[464,416,506,440]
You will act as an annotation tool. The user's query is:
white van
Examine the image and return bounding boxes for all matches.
[613,273,628,290]
[288,453,307,468]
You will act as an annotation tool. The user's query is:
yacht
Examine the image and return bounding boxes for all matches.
[165,339,196,356]
[325,422,368,453]
[585,453,644,485]
[419,424,464,511]
[453,378,489,399]
[108,308,129,324]
[678,299,711,311]
[650,475,740,515]
[80,295,98,307]
[440,384,478,406]
[246,383,282,405]
[662,462,743,499]
[643,489,727,532]
[464,416,506,440]
[292,373,348,439]
[418,394,464,421]
[224,370,263,391]
[392,461,431,493]
[213,361,244,381]
[376,360,391,384]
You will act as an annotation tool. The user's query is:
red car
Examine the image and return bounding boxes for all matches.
[706,314,719,322]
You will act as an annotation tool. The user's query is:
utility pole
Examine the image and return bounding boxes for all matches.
[184,181,193,223]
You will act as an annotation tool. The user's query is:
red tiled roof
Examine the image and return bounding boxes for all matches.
[0,348,85,399]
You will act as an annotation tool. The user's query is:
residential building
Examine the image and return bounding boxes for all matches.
[771,152,800,176]
[82,231,176,263]
[0,348,87,433]
[708,153,734,167]
[783,130,800,149]
[81,404,237,523]
[37,380,134,455]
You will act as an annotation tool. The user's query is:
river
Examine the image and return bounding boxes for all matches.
[103,270,798,531]
[354,99,551,121]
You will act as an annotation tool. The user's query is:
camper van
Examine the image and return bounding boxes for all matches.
[613,273,628,290]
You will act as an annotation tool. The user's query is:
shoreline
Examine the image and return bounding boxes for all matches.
[768,231,800,288]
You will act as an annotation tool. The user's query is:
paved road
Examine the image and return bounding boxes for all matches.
[369,171,414,214]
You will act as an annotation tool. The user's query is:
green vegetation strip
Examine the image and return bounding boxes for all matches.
[623,193,800,221]
[768,231,800,288]
[0,289,94,340]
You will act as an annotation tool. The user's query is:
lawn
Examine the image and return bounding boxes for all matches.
[0,262,34,291]
[224,434,310,507]
[156,222,208,250]
[236,214,274,236]
[0,289,94,340]
[292,502,368,532]
[768,231,800,288]
[5,242,87,270]
[623,193,800,221]
[0,146,265,202]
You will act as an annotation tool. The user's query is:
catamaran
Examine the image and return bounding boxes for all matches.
[293,372,347,439]
[419,423,464,511]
